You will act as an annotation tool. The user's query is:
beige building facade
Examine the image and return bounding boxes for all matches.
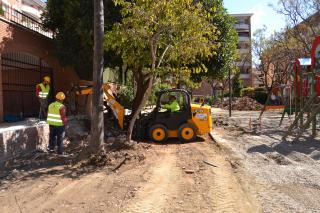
[232,13,253,87]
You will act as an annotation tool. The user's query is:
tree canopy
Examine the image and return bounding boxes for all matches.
[104,0,220,140]
[197,0,238,82]
[42,0,122,80]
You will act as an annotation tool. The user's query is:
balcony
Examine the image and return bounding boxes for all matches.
[239,74,251,79]
[234,23,250,31]
[0,3,53,38]
[235,61,251,67]
[21,4,41,19]
[239,36,250,42]
[237,48,250,54]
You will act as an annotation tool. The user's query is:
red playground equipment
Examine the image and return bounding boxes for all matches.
[283,35,320,141]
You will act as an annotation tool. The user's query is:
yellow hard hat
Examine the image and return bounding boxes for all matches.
[44,76,51,83]
[56,92,65,100]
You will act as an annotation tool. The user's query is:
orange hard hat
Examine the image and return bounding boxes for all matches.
[56,92,65,100]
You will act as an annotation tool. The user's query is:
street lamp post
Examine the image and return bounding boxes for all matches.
[229,69,232,117]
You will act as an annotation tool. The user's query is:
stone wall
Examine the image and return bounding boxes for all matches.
[0,123,49,161]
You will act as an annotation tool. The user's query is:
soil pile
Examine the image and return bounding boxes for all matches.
[213,97,262,111]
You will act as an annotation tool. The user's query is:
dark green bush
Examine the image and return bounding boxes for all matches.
[117,86,135,109]
[253,90,268,104]
[205,96,215,106]
[223,92,230,97]
[240,87,255,97]
[148,82,171,106]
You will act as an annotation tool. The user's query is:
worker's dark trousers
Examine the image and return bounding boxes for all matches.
[39,98,48,120]
[48,125,65,154]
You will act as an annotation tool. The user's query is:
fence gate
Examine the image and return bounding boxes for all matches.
[1,52,53,119]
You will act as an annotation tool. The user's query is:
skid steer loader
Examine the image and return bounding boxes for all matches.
[72,84,212,142]
[134,89,212,142]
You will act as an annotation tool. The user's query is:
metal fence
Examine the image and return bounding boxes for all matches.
[0,2,53,38]
[1,52,53,118]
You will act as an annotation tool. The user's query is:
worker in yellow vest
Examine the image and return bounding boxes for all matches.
[36,76,51,119]
[47,92,68,155]
[163,95,180,112]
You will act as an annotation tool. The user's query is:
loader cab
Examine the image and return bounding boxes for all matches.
[154,89,192,130]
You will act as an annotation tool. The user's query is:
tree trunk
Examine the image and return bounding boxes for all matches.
[259,88,272,119]
[220,88,225,108]
[131,72,148,114]
[127,39,157,142]
[90,0,105,153]
[127,76,154,142]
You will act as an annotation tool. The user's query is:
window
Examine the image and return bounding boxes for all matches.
[12,9,18,17]
[238,32,250,37]
[159,92,187,112]
[2,3,9,12]
[237,19,245,24]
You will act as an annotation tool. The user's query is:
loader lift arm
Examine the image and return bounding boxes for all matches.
[73,83,125,129]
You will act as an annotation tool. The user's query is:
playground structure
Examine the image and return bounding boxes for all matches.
[282,36,320,141]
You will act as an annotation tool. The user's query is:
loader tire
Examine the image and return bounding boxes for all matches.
[178,123,196,143]
[149,124,168,143]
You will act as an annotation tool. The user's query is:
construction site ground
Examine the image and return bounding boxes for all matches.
[1,108,320,212]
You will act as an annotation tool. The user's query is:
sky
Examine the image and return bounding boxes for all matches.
[223,0,286,37]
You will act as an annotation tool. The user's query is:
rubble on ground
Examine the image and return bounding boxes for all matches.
[81,142,150,168]
[66,117,90,141]
[213,97,262,111]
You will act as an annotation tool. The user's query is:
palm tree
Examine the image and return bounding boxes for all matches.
[90,0,105,153]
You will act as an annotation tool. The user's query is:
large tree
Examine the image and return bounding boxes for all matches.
[191,0,238,99]
[271,0,320,53]
[253,27,291,118]
[200,0,238,80]
[105,0,219,141]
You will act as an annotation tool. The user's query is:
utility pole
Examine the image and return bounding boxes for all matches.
[90,0,105,153]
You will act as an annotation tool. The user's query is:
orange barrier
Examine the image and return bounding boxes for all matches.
[265,105,285,110]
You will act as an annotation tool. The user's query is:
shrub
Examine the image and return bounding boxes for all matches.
[148,82,171,106]
[254,90,268,104]
[117,86,135,109]
[205,96,215,106]
[240,87,255,97]
[223,92,230,97]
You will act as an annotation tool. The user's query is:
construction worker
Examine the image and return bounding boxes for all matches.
[47,92,67,155]
[163,95,180,112]
[36,76,51,119]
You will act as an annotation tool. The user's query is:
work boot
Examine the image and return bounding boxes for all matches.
[46,148,55,153]
[58,152,68,157]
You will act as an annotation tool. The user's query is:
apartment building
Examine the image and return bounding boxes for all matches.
[232,13,253,87]
[1,0,45,20]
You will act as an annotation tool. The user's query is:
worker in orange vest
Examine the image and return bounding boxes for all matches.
[36,76,51,120]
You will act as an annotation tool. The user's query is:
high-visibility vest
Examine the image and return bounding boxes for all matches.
[47,101,64,126]
[37,83,50,99]
[164,100,180,112]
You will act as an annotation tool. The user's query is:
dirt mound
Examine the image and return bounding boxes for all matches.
[213,97,262,111]
[81,142,150,169]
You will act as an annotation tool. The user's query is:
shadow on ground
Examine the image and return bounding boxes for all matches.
[247,136,320,161]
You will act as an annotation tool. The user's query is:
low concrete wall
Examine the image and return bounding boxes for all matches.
[0,122,49,161]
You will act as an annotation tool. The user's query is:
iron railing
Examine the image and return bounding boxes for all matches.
[1,52,53,118]
[0,2,53,38]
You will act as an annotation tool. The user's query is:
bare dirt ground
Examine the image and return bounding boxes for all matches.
[0,135,258,213]
[1,108,320,212]
[212,108,320,213]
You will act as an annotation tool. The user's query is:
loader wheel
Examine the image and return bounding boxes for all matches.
[149,124,168,143]
[178,123,196,142]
